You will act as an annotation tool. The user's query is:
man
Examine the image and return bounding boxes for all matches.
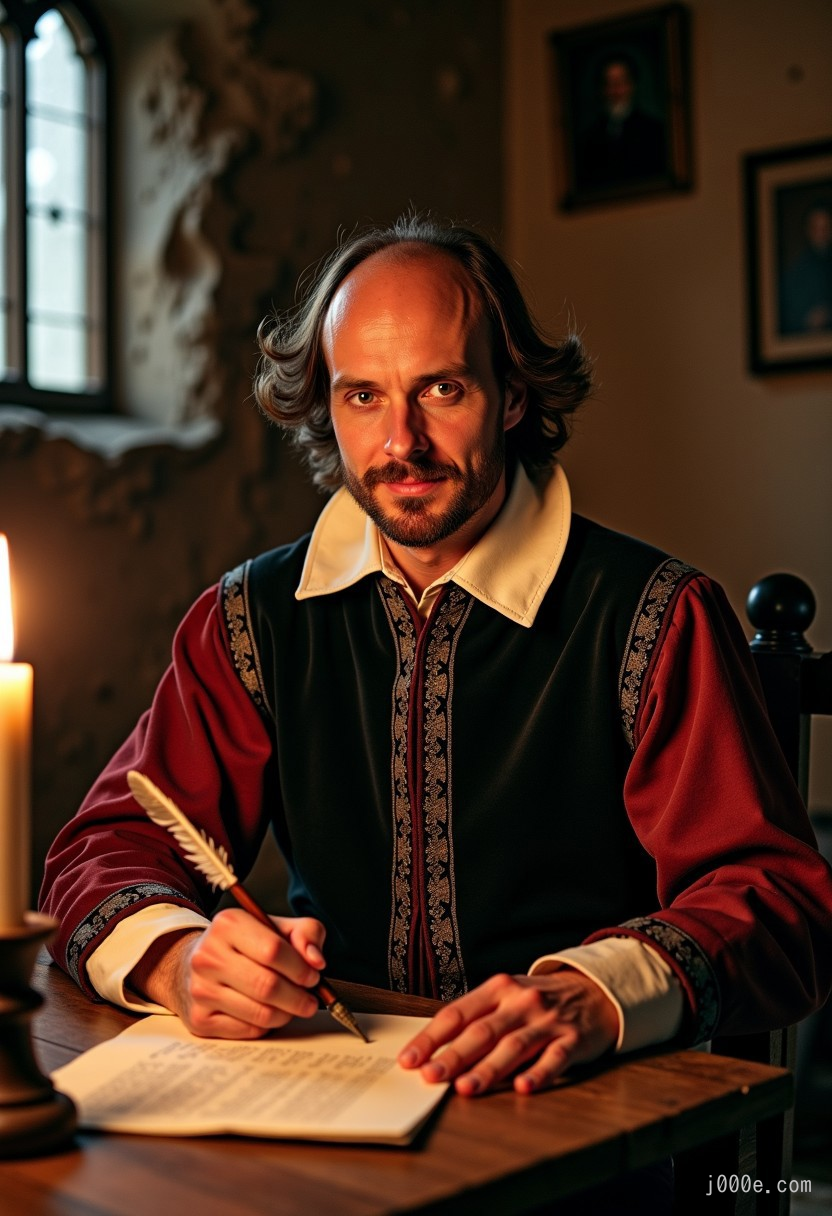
[575,54,667,192]
[779,200,832,335]
[41,216,831,1108]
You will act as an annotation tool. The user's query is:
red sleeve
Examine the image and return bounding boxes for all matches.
[38,584,275,997]
[587,575,832,1041]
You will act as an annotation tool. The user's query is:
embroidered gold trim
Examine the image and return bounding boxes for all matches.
[222,562,271,716]
[422,586,471,1001]
[618,916,721,1041]
[67,883,187,986]
[618,558,695,749]
[378,578,470,1000]
[378,578,417,993]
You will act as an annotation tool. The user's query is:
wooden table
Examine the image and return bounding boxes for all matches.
[1,960,793,1215]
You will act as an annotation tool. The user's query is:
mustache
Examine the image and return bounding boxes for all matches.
[362,460,461,488]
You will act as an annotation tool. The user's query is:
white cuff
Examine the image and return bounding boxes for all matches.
[86,903,210,1013]
[529,938,684,1053]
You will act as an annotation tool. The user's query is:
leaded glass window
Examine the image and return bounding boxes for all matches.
[0,1,108,410]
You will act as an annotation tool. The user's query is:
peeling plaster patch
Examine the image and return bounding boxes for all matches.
[127,35,234,425]
[124,2,318,426]
[185,7,318,161]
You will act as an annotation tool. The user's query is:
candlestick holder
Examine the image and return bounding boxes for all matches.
[0,912,76,1157]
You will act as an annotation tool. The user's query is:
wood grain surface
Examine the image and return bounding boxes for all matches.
[0,957,793,1216]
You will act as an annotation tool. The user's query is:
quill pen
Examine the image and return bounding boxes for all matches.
[126,769,368,1043]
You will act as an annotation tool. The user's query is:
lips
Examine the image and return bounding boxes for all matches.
[363,461,456,493]
[382,478,445,496]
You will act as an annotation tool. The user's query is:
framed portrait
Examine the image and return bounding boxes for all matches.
[549,4,692,211]
[744,139,832,374]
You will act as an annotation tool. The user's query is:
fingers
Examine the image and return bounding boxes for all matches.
[398,970,618,1096]
[398,976,504,1068]
[179,910,327,1039]
[513,1036,576,1094]
[190,935,319,1014]
[406,980,567,1093]
[211,909,322,987]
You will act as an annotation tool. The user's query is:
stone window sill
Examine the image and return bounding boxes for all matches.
[0,406,221,460]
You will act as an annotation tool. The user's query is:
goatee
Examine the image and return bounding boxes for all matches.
[339,436,505,548]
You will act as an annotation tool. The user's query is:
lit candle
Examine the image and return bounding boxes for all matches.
[0,534,32,931]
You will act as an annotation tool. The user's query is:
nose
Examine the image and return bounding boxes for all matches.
[384,400,428,461]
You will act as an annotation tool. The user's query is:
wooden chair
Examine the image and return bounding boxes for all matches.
[674,573,832,1216]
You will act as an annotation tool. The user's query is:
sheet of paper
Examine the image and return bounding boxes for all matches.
[51,1012,449,1144]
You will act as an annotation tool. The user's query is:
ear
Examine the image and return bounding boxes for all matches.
[503,375,528,432]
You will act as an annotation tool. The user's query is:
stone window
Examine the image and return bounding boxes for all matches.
[0,1,109,412]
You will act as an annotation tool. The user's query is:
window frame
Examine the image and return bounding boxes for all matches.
[0,0,112,412]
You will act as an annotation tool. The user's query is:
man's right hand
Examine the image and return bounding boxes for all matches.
[126,909,327,1039]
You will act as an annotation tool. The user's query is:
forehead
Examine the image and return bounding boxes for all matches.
[323,247,487,362]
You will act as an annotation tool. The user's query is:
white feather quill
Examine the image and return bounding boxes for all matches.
[127,770,237,892]
[126,771,369,1042]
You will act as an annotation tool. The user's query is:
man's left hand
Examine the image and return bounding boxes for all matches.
[397,969,619,1095]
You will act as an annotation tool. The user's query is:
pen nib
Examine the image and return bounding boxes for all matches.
[326,1000,370,1043]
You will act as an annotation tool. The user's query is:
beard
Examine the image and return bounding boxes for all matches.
[340,429,506,549]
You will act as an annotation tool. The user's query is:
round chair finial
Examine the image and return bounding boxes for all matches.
[746,573,815,653]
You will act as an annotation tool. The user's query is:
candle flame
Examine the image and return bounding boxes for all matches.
[0,533,14,661]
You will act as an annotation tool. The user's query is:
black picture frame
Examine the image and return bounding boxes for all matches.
[744,139,832,374]
[549,4,692,211]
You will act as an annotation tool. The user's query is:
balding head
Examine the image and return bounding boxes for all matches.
[323,245,485,381]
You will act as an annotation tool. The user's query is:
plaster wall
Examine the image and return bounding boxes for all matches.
[505,0,832,808]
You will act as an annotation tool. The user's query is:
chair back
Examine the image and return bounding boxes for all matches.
[675,572,831,1216]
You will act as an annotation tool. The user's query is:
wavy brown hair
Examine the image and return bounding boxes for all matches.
[254,215,592,491]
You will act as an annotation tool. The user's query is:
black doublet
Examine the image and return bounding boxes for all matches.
[221,515,695,1001]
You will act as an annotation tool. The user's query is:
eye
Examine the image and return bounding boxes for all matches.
[348,390,378,406]
[422,381,460,401]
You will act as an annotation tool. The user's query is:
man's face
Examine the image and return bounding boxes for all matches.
[806,207,832,253]
[322,248,525,550]
[603,61,634,114]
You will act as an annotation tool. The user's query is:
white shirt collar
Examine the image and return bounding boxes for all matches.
[295,462,572,628]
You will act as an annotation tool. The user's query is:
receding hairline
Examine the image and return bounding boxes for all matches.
[323,239,490,342]
[335,239,482,290]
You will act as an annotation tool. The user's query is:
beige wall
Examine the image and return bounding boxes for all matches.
[506,0,832,808]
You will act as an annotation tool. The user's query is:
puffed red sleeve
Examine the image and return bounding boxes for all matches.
[586,575,832,1042]
[39,583,275,997]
